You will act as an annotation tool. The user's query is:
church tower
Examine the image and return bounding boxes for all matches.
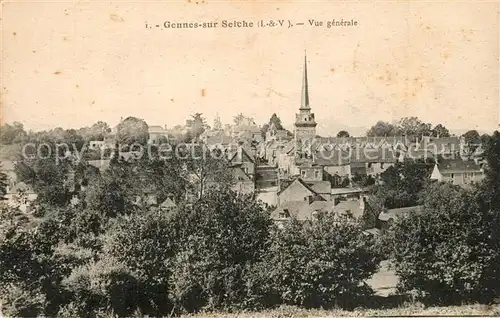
[294,52,317,145]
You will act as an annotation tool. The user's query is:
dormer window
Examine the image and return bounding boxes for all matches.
[280,208,291,218]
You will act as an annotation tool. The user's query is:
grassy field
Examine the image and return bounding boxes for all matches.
[181,304,500,317]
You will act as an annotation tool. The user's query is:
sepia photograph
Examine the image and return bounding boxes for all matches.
[0,1,499,317]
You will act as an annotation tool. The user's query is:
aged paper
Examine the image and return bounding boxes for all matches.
[1,1,500,317]
[1,1,498,133]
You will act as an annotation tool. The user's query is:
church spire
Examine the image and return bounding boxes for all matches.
[301,51,310,109]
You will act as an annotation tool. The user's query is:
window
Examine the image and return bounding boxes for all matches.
[380,163,384,169]
[367,163,372,168]
[301,170,306,177]
[314,170,320,179]
[270,181,277,186]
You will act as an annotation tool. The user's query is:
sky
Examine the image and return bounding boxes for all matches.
[1,1,499,135]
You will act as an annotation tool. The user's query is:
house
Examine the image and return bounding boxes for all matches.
[378,205,423,229]
[306,180,332,201]
[228,146,256,179]
[313,149,351,186]
[159,194,177,212]
[430,158,484,186]
[277,177,325,206]
[331,187,367,202]
[296,161,324,181]
[148,125,169,145]
[349,148,396,177]
[255,164,279,206]
[333,196,367,221]
[229,165,255,195]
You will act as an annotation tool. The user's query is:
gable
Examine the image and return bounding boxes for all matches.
[279,179,317,202]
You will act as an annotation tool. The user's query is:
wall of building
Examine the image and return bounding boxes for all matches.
[279,181,314,205]
[256,187,279,207]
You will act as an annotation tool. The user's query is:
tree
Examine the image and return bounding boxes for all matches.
[376,161,432,209]
[169,188,273,312]
[269,113,284,130]
[0,122,27,144]
[183,145,234,199]
[116,117,149,146]
[366,121,399,137]
[254,215,381,309]
[431,124,450,138]
[398,117,432,137]
[337,130,350,138]
[233,113,246,126]
[482,131,500,209]
[386,183,500,304]
[0,163,8,200]
[463,130,481,156]
[186,113,207,141]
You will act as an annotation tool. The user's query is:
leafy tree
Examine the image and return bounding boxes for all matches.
[254,215,381,309]
[0,163,8,200]
[187,113,207,140]
[431,124,450,137]
[233,113,246,126]
[482,131,500,209]
[183,145,234,199]
[336,130,350,138]
[463,129,481,155]
[116,117,149,146]
[375,162,432,209]
[0,122,27,144]
[386,183,500,304]
[169,188,272,312]
[269,113,284,130]
[398,117,432,137]
[366,121,399,137]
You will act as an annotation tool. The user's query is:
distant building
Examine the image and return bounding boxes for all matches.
[430,158,485,186]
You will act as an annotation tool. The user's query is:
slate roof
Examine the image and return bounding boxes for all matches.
[438,158,482,174]
[378,205,423,221]
[306,181,331,194]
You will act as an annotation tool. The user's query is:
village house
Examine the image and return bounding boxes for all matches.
[430,158,485,186]
[148,125,169,145]
[255,164,279,206]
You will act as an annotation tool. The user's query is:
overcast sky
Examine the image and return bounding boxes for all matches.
[2,1,499,135]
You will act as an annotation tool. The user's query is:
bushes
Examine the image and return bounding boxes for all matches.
[254,215,382,309]
[386,182,500,304]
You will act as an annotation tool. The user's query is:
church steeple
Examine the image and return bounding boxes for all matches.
[301,51,310,110]
[294,51,317,145]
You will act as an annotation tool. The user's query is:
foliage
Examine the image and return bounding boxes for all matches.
[61,257,139,317]
[366,121,400,137]
[376,162,432,209]
[431,124,450,137]
[0,122,27,144]
[116,117,149,146]
[463,130,482,156]
[254,215,381,309]
[169,189,272,312]
[386,182,500,304]
[103,210,179,315]
[336,130,350,138]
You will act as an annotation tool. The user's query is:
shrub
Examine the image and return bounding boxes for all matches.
[61,257,139,317]
[256,215,382,309]
[386,182,500,304]
[168,189,273,313]
[103,210,180,315]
